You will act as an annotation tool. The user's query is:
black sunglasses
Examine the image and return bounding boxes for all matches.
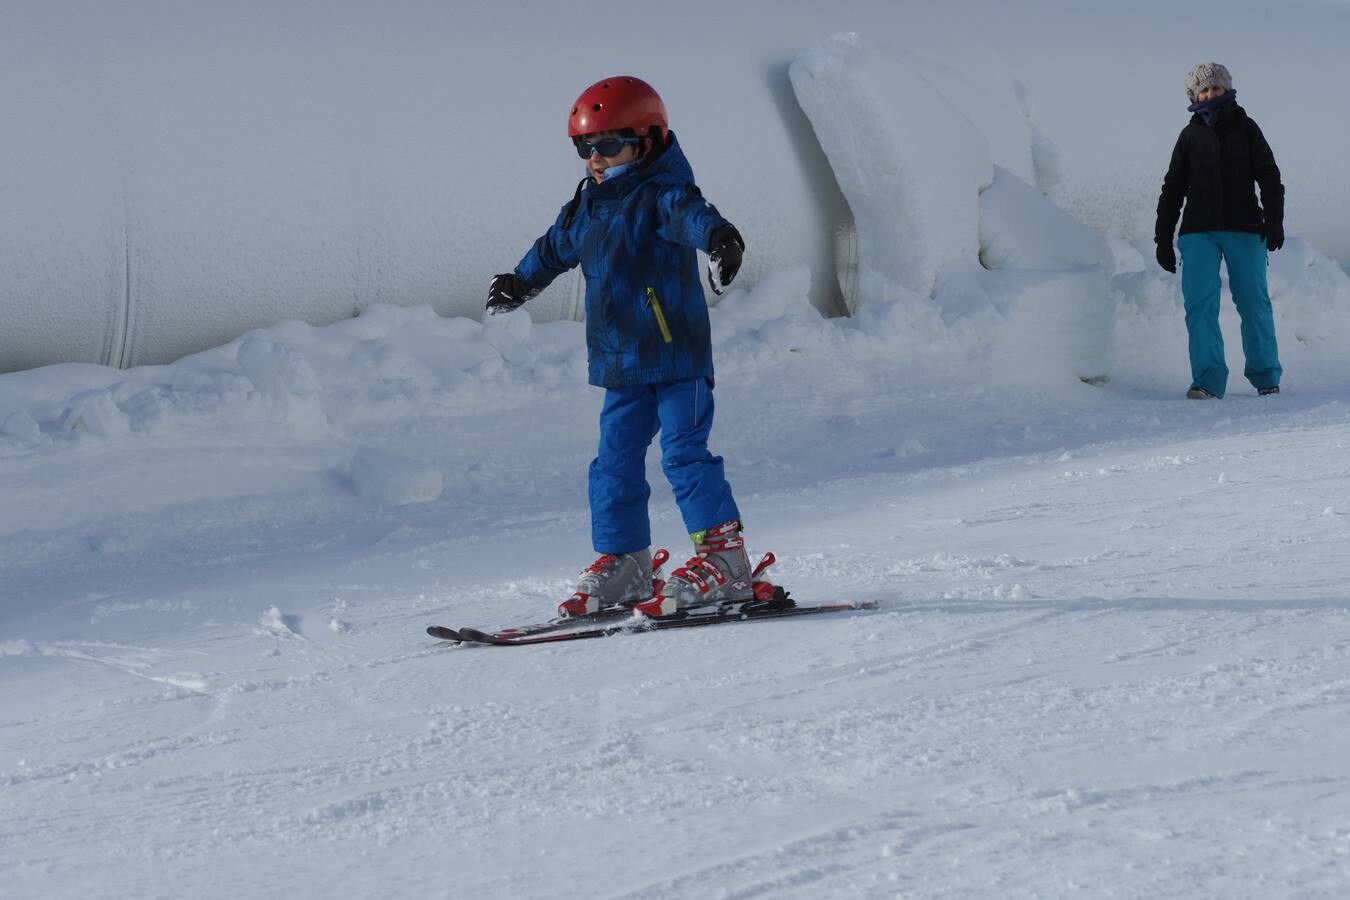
[574,136,639,159]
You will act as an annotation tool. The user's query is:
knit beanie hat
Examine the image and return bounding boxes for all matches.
[1185,62,1233,101]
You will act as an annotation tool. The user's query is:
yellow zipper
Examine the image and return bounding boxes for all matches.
[645,287,673,344]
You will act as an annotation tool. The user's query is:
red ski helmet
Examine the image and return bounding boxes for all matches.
[568,76,668,143]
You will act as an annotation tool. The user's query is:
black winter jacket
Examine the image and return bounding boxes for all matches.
[1155,104,1283,245]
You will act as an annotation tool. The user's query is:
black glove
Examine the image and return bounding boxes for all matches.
[706,224,744,295]
[1262,222,1284,252]
[1155,242,1177,274]
[486,273,540,314]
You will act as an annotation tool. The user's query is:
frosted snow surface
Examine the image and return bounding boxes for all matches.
[3,259,1350,896]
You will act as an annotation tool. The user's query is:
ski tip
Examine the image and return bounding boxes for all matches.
[426,625,461,642]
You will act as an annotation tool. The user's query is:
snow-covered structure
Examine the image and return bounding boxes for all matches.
[3,0,1348,374]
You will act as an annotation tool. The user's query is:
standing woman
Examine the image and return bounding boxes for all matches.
[1155,62,1285,399]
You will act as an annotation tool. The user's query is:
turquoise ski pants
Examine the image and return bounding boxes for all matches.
[1178,230,1282,398]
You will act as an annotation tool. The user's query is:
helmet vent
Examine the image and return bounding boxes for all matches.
[592,103,602,111]
[571,107,578,115]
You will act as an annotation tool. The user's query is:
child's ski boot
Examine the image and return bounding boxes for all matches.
[634,521,775,618]
[558,548,670,617]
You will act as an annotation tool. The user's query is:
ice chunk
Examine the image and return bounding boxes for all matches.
[979,166,1115,276]
[790,33,992,299]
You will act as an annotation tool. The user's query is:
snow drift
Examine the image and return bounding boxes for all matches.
[4,0,1350,373]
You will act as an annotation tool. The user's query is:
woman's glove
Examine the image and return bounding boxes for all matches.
[1155,242,1177,274]
[1262,222,1284,252]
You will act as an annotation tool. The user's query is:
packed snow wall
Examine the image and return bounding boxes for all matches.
[3,0,1348,373]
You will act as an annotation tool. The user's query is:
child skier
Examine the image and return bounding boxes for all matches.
[1154,61,1284,399]
[486,75,753,618]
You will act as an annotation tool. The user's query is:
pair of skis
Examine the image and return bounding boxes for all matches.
[425,552,877,647]
[426,589,877,647]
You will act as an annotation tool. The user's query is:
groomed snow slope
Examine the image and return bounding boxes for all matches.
[2,270,1349,896]
[6,0,1350,371]
[4,6,1350,889]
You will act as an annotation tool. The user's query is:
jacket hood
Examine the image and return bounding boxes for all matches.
[590,131,695,199]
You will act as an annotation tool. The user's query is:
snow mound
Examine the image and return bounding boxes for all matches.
[979,166,1114,276]
[985,268,1115,386]
[2,409,40,441]
[790,32,992,299]
[791,34,1113,385]
[348,446,444,507]
[973,166,1116,383]
[481,308,536,368]
[1268,237,1350,353]
[933,265,1115,387]
[237,334,321,400]
[57,389,132,437]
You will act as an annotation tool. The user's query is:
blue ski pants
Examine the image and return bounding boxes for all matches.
[589,377,740,554]
[1178,230,1282,398]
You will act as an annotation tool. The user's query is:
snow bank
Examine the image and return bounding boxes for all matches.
[1,410,40,441]
[236,335,321,402]
[0,303,592,450]
[1249,238,1350,389]
[791,35,1114,385]
[0,229,1345,551]
[0,224,1339,467]
[790,32,992,299]
[985,269,1114,386]
[979,167,1114,275]
[972,166,1116,383]
[1268,239,1350,354]
[710,266,832,367]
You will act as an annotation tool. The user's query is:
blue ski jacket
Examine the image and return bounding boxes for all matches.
[514,133,731,388]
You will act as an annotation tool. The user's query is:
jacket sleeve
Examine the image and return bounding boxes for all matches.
[1248,120,1284,228]
[515,199,581,288]
[656,182,728,252]
[1155,131,1189,244]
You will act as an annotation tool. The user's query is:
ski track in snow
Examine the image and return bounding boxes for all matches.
[2,252,1350,896]
[7,5,1350,884]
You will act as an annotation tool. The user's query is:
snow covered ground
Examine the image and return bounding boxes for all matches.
[5,11,1350,895]
[3,260,1350,896]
